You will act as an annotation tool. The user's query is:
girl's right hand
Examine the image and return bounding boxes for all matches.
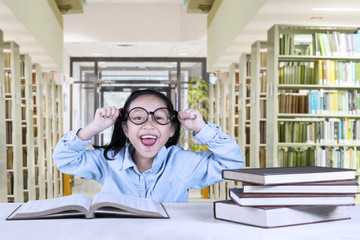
[77,106,120,141]
[92,106,120,132]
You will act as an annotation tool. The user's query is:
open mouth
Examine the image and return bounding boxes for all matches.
[140,135,157,147]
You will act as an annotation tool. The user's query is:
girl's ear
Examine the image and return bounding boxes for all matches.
[122,123,129,138]
[169,124,176,138]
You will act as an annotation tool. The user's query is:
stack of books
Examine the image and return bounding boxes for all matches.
[214,166,358,228]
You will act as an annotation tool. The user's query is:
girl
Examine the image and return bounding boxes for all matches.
[53,89,244,203]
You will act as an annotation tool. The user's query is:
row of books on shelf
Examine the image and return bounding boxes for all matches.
[4,71,11,93]
[278,89,360,114]
[279,31,360,57]
[277,146,359,169]
[315,32,360,57]
[260,71,267,93]
[259,99,266,118]
[215,166,358,228]
[260,122,266,144]
[278,119,360,144]
[259,52,267,68]
[4,51,11,68]
[279,60,360,86]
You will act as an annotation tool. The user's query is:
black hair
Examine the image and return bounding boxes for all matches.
[95,89,180,160]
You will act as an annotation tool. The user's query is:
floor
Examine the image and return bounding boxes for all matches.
[71,176,212,202]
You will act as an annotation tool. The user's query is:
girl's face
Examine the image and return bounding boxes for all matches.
[122,94,175,162]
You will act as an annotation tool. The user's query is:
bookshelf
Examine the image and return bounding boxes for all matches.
[207,72,243,201]
[20,54,35,202]
[228,63,240,143]
[250,41,267,168]
[55,83,64,197]
[43,72,52,198]
[213,72,229,200]
[238,54,251,167]
[32,63,46,200]
[0,30,64,202]
[4,41,24,203]
[42,72,63,199]
[0,30,6,202]
[266,24,360,179]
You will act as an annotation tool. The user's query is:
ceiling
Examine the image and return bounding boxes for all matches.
[64,0,360,72]
[211,0,360,71]
[1,0,360,73]
[63,0,208,59]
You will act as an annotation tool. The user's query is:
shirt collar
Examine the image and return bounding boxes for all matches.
[151,146,167,172]
[121,144,136,170]
[119,144,168,172]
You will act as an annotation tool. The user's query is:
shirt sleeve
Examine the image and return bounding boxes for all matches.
[52,129,107,183]
[173,123,245,189]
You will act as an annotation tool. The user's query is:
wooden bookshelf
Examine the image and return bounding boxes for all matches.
[250,41,267,168]
[4,41,24,203]
[266,24,360,178]
[238,53,251,167]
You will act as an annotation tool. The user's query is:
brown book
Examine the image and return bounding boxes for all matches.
[222,166,356,185]
[214,200,351,228]
[229,188,356,206]
[242,180,359,194]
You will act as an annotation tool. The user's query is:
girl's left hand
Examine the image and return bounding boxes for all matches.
[178,109,206,133]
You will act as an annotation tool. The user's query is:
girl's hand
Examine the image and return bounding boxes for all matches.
[92,106,120,132]
[77,106,120,141]
[178,109,206,133]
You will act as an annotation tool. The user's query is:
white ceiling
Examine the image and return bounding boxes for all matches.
[211,0,360,71]
[2,0,360,73]
[63,0,208,59]
[64,0,360,72]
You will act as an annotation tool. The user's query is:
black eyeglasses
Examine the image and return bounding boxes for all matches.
[126,107,175,125]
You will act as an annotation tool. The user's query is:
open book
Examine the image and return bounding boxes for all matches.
[7,192,169,220]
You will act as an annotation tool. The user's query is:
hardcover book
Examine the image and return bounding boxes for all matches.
[242,180,359,194]
[214,200,351,228]
[229,188,356,207]
[7,192,169,220]
[222,166,356,185]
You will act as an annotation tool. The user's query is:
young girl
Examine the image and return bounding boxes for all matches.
[53,89,244,203]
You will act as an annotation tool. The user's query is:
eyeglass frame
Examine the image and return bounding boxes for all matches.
[124,107,175,125]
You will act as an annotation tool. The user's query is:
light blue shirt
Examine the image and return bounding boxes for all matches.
[53,123,245,203]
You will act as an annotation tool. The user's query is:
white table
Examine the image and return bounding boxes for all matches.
[0,203,359,240]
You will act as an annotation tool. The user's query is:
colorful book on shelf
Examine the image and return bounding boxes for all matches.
[214,200,351,228]
[222,166,356,185]
[7,192,169,220]
[241,180,359,194]
[229,188,356,207]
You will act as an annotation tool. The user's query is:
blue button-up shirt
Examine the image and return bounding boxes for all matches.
[53,123,244,203]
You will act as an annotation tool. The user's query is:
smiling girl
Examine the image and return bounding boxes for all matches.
[53,89,244,203]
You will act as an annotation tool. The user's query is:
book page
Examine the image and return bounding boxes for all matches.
[91,192,167,217]
[10,194,93,218]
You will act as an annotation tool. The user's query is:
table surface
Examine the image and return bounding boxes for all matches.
[1,203,360,240]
